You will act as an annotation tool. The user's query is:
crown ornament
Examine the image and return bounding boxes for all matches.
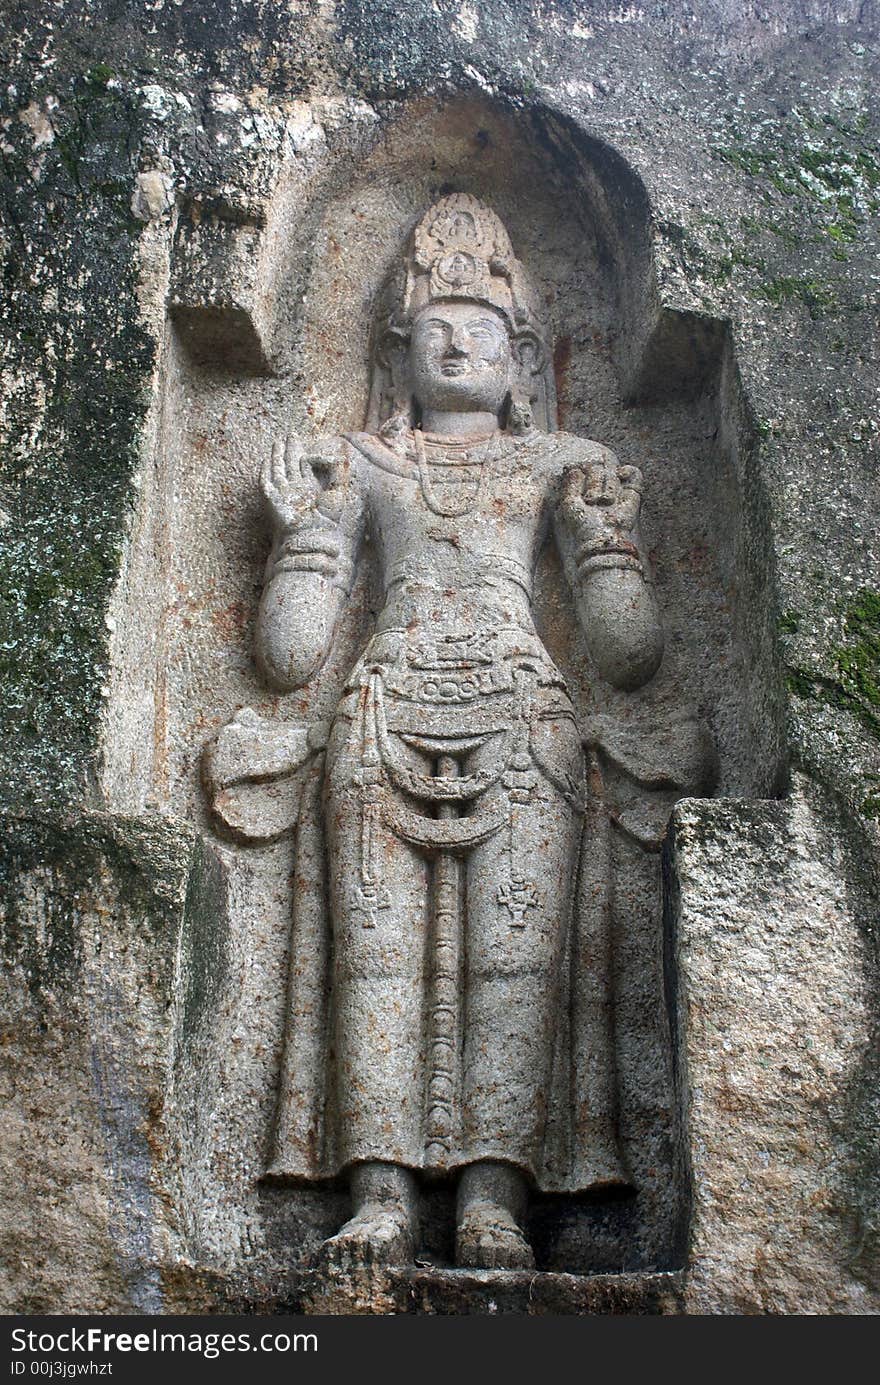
[399,193,542,334]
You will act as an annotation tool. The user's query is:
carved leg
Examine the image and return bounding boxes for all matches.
[320,1162,419,1271]
[455,1160,534,1269]
[456,715,585,1268]
[325,718,431,1173]
[321,716,431,1271]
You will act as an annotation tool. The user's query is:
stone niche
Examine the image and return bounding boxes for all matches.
[99,94,784,1304]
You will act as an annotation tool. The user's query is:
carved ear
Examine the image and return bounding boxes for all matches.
[375,325,410,378]
[511,326,546,377]
[368,323,414,430]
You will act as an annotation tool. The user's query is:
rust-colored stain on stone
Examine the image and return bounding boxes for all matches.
[212,601,251,640]
[553,333,572,422]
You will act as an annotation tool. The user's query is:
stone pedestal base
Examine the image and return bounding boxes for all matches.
[298,1268,684,1316]
[160,1263,684,1316]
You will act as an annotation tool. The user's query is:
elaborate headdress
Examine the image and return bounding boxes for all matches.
[366,194,558,434]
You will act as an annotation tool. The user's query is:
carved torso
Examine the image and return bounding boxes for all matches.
[343,427,610,714]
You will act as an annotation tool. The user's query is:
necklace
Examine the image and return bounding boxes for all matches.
[414,428,500,518]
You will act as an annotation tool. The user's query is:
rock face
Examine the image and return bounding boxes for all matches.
[1,0,878,1315]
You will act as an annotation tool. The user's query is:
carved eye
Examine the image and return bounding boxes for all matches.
[468,319,505,344]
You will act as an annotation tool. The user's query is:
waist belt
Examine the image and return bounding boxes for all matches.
[385,552,533,601]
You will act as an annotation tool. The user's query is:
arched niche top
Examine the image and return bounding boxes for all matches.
[121,85,782,827]
[166,92,728,413]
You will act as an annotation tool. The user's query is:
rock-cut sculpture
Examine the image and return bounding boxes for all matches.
[204,194,684,1270]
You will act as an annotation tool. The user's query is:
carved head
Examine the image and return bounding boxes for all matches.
[367,194,558,434]
[409,300,512,417]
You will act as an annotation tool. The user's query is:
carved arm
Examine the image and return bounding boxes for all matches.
[554,451,664,690]
[255,434,363,690]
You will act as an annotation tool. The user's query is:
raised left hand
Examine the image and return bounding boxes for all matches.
[559,461,644,562]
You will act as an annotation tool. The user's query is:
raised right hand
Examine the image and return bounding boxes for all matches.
[260,435,323,534]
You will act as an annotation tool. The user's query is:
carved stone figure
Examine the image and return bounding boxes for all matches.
[204,195,670,1270]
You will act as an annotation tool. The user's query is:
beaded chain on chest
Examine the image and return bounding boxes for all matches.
[414,428,500,518]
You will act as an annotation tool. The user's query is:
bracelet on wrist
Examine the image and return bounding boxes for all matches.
[577,552,644,580]
[273,553,338,578]
[270,554,354,592]
[277,529,340,561]
[574,537,639,567]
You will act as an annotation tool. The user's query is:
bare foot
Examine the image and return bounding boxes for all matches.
[455,1198,535,1270]
[319,1202,415,1272]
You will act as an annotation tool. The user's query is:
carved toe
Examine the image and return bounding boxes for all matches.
[455,1199,535,1270]
[317,1204,415,1271]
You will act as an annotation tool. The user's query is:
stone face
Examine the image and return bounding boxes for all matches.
[1,0,879,1314]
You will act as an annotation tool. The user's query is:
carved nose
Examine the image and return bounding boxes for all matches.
[445,332,469,357]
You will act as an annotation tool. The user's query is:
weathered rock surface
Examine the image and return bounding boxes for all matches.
[1,0,878,1314]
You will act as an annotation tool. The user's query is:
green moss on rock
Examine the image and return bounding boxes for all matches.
[758,275,837,315]
[839,591,880,710]
[786,590,880,744]
[0,78,155,806]
[0,809,195,996]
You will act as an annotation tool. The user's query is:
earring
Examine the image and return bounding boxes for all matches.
[380,405,410,444]
[507,386,534,435]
